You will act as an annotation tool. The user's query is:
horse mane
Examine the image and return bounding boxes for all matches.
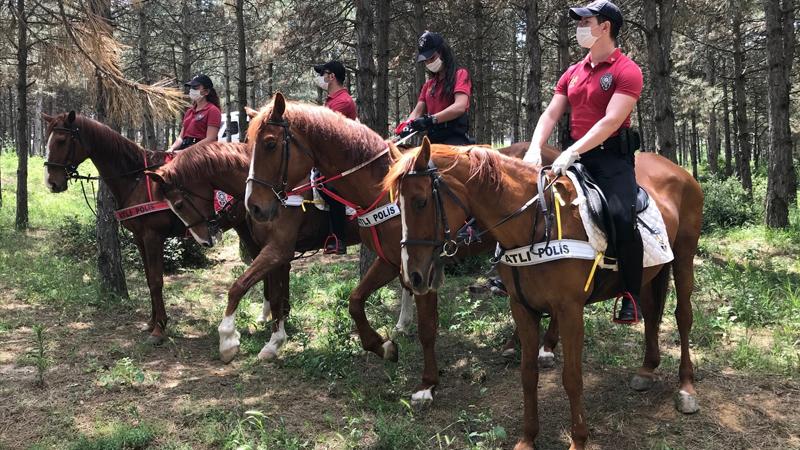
[383,144,509,193]
[47,112,160,173]
[158,141,251,186]
[248,99,389,170]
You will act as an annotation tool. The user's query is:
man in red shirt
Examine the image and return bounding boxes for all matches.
[524,0,644,322]
[313,60,358,254]
[314,61,357,120]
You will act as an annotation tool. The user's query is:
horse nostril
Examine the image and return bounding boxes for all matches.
[411,272,423,288]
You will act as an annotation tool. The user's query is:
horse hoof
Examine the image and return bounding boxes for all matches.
[411,387,434,405]
[538,346,555,368]
[393,325,410,336]
[501,347,516,358]
[257,347,278,361]
[513,439,535,450]
[146,334,165,346]
[255,313,268,325]
[382,340,399,362]
[674,389,700,414]
[220,345,240,364]
[630,374,656,391]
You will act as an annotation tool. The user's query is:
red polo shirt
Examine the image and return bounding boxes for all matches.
[555,48,642,140]
[182,102,222,139]
[325,88,358,120]
[418,68,471,115]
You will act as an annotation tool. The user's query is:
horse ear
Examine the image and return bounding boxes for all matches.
[67,111,76,124]
[271,92,286,119]
[42,113,54,123]
[414,136,432,171]
[145,170,166,186]
[244,106,258,119]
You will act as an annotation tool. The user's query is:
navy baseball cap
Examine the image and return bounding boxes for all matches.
[417,31,444,62]
[184,74,213,89]
[569,1,623,33]
[313,60,346,83]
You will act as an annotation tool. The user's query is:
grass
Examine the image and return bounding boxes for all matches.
[2,150,800,449]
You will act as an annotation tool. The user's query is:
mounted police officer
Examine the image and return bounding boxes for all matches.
[396,31,475,145]
[524,0,644,322]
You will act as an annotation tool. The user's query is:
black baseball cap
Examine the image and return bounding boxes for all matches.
[184,74,213,89]
[569,1,623,34]
[417,31,444,62]
[313,60,346,84]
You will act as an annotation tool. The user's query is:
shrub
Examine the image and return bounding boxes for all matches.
[701,177,758,231]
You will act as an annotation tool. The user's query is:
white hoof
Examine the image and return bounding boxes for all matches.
[257,345,278,361]
[255,312,269,325]
[393,324,411,336]
[501,347,517,358]
[382,340,398,362]
[674,389,700,414]
[257,319,286,361]
[411,387,434,405]
[218,315,240,364]
[538,346,555,368]
[630,374,656,391]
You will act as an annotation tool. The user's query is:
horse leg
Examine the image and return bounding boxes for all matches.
[631,267,670,391]
[394,287,415,335]
[234,224,269,323]
[258,263,291,360]
[133,239,156,332]
[347,259,399,360]
[558,303,589,450]
[539,315,559,368]
[141,234,168,345]
[219,247,285,363]
[411,291,439,403]
[672,250,700,413]
[510,301,541,450]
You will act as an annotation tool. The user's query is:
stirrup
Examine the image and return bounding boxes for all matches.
[612,292,640,325]
[323,233,341,255]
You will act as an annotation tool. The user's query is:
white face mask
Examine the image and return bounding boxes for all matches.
[576,25,599,49]
[188,88,203,102]
[315,75,329,90]
[425,57,443,73]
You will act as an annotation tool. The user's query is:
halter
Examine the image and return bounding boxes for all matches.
[43,125,84,179]
[153,177,238,236]
[245,119,295,206]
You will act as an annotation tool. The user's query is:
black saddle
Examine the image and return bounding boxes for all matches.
[567,164,650,253]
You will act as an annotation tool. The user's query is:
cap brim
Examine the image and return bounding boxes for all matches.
[417,50,436,63]
[569,7,598,20]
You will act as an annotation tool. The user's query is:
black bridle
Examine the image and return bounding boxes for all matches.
[159,181,239,237]
[245,119,293,206]
[43,125,86,179]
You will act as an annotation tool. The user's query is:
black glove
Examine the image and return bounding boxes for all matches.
[410,114,435,132]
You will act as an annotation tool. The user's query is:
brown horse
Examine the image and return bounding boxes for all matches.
[384,138,703,449]
[243,92,530,402]
[145,142,414,362]
[42,111,252,344]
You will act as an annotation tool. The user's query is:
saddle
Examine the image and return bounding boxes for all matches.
[567,163,649,256]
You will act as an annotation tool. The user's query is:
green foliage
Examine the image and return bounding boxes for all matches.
[701,177,759,231]
[18,324,52,387]
[458,409,508,450]
[67,423,156,450]
[96,357,158,389]
[222,410,310,450]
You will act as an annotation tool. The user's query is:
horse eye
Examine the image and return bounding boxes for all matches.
[266,142,277,151]
[414,198,427,210]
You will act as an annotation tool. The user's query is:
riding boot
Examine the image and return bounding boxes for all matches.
[616,228,644,322]
[323,190,348,255]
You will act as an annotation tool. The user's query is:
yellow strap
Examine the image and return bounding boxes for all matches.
[584,252,604,292]
[554,192,563,240]
[301,199,325,213]
[389,188,395,203]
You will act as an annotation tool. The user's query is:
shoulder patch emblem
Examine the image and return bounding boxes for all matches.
[569,76,579,88]
[600,73,613,91]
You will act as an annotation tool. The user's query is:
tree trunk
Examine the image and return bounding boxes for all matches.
[223,45,233,142]
[138,3,156,149]
[93,1,129,300]
[763,0,796,227]
[722,77,733,177]
[235,0,248,136]
[375,0,391,137]
[643,0,677,161]
[411,0,426,97]
[511,14,521,143]
[690,112,699,179]
[15,0,29,231]
[267,62,274,97]
[180,0,192,85]
[732,6,752,196]
[524,0,542,137]
[705,26,719,176]
[355,0,376,131]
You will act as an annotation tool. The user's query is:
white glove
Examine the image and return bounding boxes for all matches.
[551,148,580,175]
[523,142,542,165]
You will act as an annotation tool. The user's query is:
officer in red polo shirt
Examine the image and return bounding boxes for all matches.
[396,31,474,145]
[313,60,358,254]
[168,74,222,152]
[524,0,644,322]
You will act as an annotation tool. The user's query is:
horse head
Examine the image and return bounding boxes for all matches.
[147,169,219,247]
[245,92,314,223]
[42,111,88,193]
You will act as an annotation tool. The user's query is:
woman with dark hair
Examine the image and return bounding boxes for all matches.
[396,31,474,145]
[168,74,222,152]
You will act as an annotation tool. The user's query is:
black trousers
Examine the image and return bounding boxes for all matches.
[319,188,347,241]
[579,148,643,298]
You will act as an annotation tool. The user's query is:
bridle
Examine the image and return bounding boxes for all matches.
[43,125,85,179]
[159,180,239,237]
[245,119,296,206]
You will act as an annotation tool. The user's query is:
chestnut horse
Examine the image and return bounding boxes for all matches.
[146,142,414,362]
[384,138,703,449]
[244,93,530,402]
[42,112,255,344]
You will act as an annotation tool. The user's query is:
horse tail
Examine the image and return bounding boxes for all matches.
[651,264,671,324]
